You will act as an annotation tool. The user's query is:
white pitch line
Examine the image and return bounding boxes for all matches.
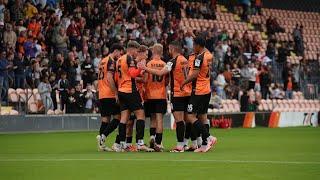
[1,158,320,165]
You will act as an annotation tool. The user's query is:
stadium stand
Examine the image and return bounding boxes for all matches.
[0,0,319,115]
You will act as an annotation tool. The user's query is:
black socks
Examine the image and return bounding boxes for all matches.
[136,120,145,141]
[99,122,108,135]
[176,121,185,143]
[193,120,209,145]
[102,119,120,137]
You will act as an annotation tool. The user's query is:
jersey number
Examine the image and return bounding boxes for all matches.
[152,75,163,82]
[117,65,122,78]
[98,67,104,80]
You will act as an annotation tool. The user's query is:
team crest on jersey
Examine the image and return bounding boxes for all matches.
[130,60,135,66]
[195,59,201,67]
[166,62,173,70]
[187,104,193,112]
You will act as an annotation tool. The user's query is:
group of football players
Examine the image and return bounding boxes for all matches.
[96,35,217,153]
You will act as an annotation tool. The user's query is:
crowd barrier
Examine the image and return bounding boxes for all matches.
[0,114,172,133]
[0,111,318,133]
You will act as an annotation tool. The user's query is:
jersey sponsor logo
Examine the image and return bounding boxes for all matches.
[187,104,193,112]
[129,59,135,67]
[195,59,201,67]
[166,62,173,71]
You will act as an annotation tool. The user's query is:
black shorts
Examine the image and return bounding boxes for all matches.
[99,98,120,117]
[187,93,211,114]
[171,96,190,112]
[118,91,144,112]
[145,99,167,114]
[144,101,151,118]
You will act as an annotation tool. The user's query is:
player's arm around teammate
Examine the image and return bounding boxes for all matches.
[181,36,217,153]
[117,41,153,152]
[139,41,191,152]
[96,44,124,152]
[143,44,168,152]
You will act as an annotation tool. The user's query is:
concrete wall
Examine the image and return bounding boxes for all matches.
[0,114,172,133]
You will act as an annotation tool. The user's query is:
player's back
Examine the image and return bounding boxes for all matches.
[98,56,116,99]
[116,54,137,93]
[145,58,167,100]
[169,55,191,97]
[190,50,212,95]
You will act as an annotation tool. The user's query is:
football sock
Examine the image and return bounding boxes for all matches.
[204,123,210,135]
[184,122,191,139]
[136,120,145,143]
[102,119,119,137]
[155,133,162,145]
[118,123,127,142]
[176,121,185,143]
[126,136,133,145]
[115,135,120,144]
[150,127,156,137]
[192,120,209,145]
[99,122,108,135]
[190,124,197,141]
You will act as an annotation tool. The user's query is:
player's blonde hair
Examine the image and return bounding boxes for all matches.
[151,43,163,56]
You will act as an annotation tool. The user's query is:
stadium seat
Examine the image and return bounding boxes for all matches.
[28,102,38,113]
[9,110,19,115]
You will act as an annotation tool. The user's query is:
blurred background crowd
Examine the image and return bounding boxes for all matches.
[0,0,319,114]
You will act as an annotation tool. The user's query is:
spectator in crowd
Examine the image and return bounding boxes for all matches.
[248,62,258,90]
[65,87,81,114]
[284,71,294,99]
[49,73,58,110]
[0,51,10,104]
[269,83,285,99]
[23,31,37,58]
[24,1,38,19]
[293,24,304,56]
[266,41,276,61]
[216,70,227,99]
[83,84,95,113]
[54,27,69,56]
[240,0,250,21]
[7,53,15,88]
[225,79,240,99]
[13,52,26,89]
[231,63,241,86]
[209,89,222,109]
[240,90,249,112]
[241,63,250,88]
[277,42,289,63]
[266,16,285,36]
[259,66,271,99]
[223,64,232,83]
[38,76,53,112]
[0,0,316,114]
[74,83,84,113]
[3,24,17,50]
[57,72,69,111]
[81,56,95,88]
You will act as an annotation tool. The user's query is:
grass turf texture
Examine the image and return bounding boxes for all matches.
[0,127,320,180]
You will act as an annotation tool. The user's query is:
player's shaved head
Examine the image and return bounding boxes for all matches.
[151,43,163,56]
[169,41,182,55]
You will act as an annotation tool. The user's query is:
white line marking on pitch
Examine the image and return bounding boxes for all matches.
[0,159,320,165]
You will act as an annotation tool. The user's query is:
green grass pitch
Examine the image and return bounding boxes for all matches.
[0,127,320,180]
